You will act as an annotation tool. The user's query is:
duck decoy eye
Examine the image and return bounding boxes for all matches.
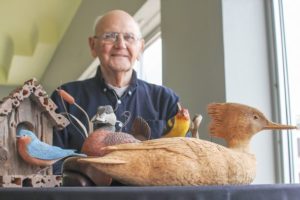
[253,115,259,120]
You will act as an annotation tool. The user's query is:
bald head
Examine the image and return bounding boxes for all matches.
[93,10,142,37]
[88,9,145,87]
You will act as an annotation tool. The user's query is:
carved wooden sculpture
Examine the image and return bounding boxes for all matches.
[62,111,152,186]
[162,103,191,137]
[0,78,69,187]
[78,102,297,186]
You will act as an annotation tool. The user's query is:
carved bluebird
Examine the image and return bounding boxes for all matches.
[16,129,86,167]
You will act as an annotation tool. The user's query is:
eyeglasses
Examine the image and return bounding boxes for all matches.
[94,32,140,44]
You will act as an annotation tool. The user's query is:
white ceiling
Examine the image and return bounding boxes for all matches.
[0,0,157,92]
[0,0,81,85]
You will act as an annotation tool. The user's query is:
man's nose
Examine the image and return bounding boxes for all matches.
[114,34,126,49]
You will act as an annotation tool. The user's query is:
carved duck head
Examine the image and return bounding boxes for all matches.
[207,103,297,150]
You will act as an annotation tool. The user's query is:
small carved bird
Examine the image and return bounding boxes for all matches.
[189,114,202,139]
[16,129,86,167]
[91,105,117,132]
[162,103,191,137]
[78,102,297,186]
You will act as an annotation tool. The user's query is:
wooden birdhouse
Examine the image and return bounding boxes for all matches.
[0,78,69,187]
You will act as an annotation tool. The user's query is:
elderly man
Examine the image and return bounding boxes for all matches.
[51,10,179,174]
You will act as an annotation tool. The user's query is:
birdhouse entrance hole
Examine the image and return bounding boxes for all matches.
[22,178,33,187]
[16,122,34,133]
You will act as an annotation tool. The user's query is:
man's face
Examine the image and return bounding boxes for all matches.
[89,13,144,73]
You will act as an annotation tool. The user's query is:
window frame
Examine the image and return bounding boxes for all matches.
[269,0,298,183]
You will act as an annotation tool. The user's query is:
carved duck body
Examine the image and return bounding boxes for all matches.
[79,137,256,185]
[78,103,297,186]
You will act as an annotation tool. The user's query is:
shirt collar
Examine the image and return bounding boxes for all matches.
[94,66,138,90]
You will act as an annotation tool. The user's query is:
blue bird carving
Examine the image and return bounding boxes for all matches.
[16,129,86,167]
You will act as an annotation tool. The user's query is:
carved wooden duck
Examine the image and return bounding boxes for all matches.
[63,116,151,186]
[78,102,297,186]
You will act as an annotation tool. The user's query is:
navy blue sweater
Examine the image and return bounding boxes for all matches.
[51,68,179,173]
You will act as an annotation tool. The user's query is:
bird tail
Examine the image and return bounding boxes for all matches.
[78,157,127,164]
[58,153,87,163]
[131,117,151,140]
[73,153,87,157]
[189,114,202,138]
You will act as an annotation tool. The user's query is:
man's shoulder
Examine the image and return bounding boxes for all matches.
[61,77,97,91]
[51,77,99,100]
[136,79,178,98]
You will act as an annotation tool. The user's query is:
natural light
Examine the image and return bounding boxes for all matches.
[283,0,300,182]
[134,37,162,85]
[275,0,300,183]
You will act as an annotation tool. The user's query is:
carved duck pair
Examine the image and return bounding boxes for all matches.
[77,102,297,186]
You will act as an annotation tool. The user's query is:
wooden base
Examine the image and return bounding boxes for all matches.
[0,175,62,187]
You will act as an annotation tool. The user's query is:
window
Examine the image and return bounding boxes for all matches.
[134,37,162,85]
[273,0,300,183]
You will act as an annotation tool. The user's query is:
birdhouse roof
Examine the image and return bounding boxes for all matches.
[0,78,69,129]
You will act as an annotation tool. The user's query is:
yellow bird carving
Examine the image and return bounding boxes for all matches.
[162,103,191,138]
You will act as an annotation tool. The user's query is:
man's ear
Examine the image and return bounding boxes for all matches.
[140,38,145,52]
[88,37,97,58]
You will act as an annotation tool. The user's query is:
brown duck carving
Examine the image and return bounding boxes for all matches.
[78,102,297,186]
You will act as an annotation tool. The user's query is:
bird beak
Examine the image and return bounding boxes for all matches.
[177,102,182,111]
[91,115,107,123]
[262,121,298,130]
